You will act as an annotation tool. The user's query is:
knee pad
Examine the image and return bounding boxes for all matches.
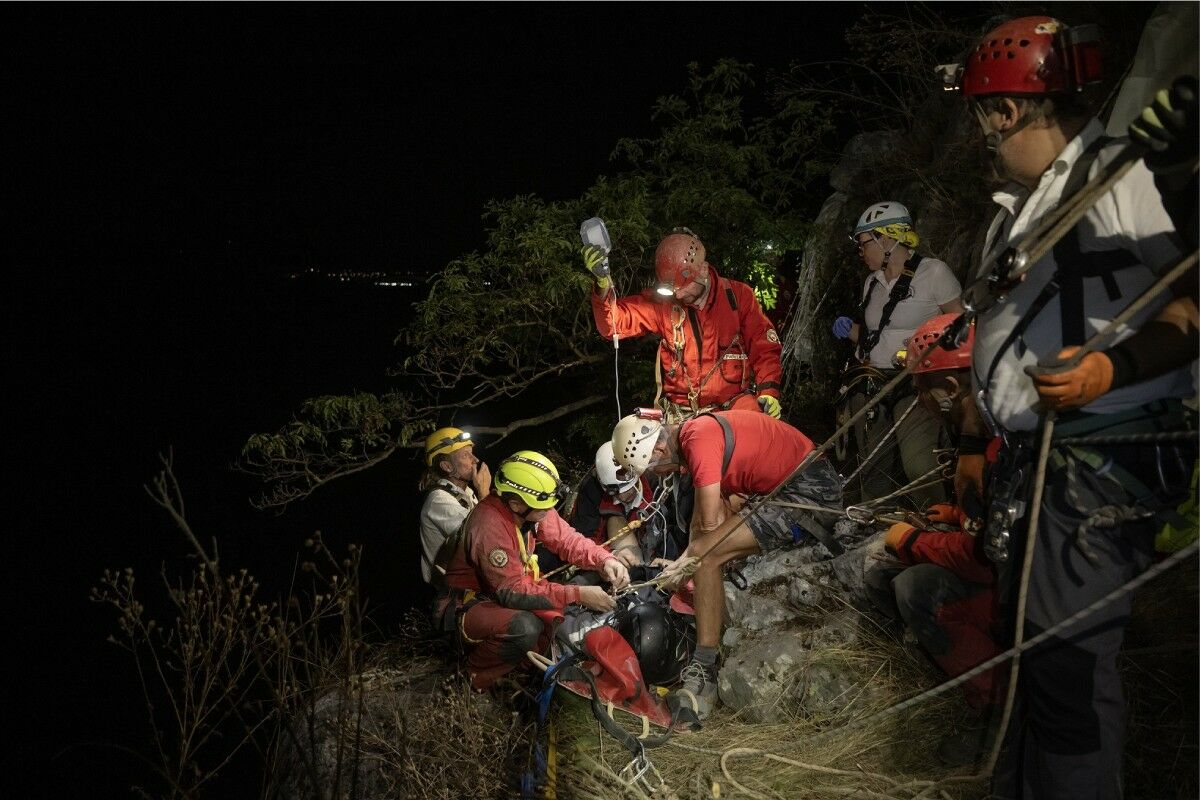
[506,611,544,653]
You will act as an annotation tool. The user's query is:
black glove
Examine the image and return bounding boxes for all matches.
[1129,75,1198,174]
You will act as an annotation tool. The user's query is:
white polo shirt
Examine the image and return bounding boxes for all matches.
[860,257,962,368]
[972,118,1194,432]
[418,480,478,585]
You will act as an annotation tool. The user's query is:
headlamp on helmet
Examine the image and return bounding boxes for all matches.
[654,229,706,296]
[424,427,473,466]
[940,17,1103,99]
[494,450,567,510]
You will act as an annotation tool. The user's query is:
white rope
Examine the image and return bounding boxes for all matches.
[842,397,920,486]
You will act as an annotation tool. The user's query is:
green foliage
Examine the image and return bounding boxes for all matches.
[242,58,838,507]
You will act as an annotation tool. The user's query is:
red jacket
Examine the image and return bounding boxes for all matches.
[591,265,782,410]
[891,505,994,586]
[444,494,614,611]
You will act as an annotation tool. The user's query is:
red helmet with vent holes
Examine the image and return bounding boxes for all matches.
[654,232,707,291]
[960,16,1102,98]
[907,314,974,375]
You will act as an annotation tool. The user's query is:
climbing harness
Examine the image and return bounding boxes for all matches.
[855,251,924,363]
[840,396,920,486]
[959,139,1147,318]
[652,286,755,419]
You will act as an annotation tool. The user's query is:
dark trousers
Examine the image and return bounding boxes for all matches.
[865,559,1003,709]
[992,442,1162,800]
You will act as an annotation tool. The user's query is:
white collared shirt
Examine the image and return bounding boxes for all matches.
[860,256,961,368]
[972,118,1194,432]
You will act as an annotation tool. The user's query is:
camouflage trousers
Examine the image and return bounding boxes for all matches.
[744,456,843,552]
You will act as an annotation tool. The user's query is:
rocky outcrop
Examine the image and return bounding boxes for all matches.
[269,656,515,800]
[717,527,890,724]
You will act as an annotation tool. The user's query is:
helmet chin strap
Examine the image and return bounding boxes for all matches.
[881,239,897,268]
[972,101,1034,158]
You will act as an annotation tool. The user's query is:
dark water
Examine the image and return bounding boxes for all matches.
[10,261,436,798]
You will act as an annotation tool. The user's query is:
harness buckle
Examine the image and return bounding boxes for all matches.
[983,444,1031,563]
[989,247,1027,293]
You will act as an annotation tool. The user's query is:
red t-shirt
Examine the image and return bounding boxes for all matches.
[679,410,814,495]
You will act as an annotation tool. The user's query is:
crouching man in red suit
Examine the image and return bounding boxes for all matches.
[439,450,629,691]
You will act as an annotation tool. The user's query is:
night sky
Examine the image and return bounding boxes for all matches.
[7,5,993,798]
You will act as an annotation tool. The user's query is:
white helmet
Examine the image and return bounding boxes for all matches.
[852,201,912,236]
[595,441,639,494]
[611,413,663,478]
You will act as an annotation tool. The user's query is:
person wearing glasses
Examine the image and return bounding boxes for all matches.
[569,441,686,570]
[831,202,962,508]
[581,228,784,422]
[418,427,491,589]
[439,450,630,691]
[946,17,1197,796]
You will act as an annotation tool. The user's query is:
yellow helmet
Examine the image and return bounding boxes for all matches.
[425,427,473,466]
[494,450,565,510]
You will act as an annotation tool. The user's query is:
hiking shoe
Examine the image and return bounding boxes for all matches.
[668,659,718,723]
[936,714,1001,767]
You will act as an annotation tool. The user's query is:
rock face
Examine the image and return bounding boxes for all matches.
[269,656,514,800]
[717,528,888,723]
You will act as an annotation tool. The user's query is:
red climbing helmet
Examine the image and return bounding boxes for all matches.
[956,16,1103,98]
[654,230,707,293]
[907,314,974,375]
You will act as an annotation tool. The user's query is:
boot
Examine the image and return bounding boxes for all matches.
[667,658,718,723]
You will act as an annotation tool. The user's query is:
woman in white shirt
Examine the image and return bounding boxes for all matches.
[832,201,963,507]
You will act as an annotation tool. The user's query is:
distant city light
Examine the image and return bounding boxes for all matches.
[287,267,429,289]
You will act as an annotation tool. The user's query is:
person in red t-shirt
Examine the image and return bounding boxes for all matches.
[611,409,842,721]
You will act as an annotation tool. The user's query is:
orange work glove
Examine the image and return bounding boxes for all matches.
[925,503,963,526]
[884,522,916,556]
[955,454,985,508]
[1030,346,1114,410]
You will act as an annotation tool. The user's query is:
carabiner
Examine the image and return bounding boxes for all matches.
[845,505,875,524]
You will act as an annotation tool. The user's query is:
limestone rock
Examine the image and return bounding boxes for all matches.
[270,658,513,800]
[828,131,905,192]
[724,585,795,632]
[787,576,823,607]
[718,631,808,723]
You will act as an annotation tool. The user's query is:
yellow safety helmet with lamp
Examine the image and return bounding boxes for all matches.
[425,427,473,466]
[493,450,567,510]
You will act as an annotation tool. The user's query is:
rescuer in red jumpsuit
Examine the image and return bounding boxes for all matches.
[862,314,1005,766]
[581,228,784,421]
[440,450,630,691]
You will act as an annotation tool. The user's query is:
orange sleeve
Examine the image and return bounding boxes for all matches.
[590,287,664,341]
[734,281,783,398]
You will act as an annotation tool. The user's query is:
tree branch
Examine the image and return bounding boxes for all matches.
[469,394,607,447]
